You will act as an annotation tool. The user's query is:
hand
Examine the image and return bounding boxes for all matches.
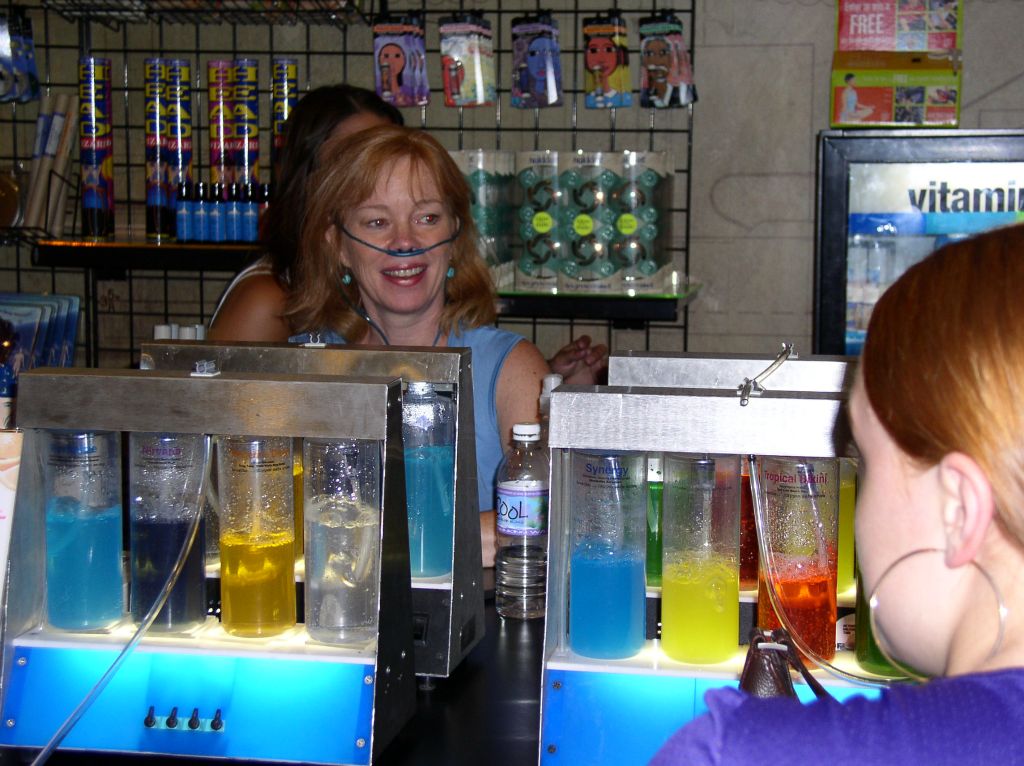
[548,335,609,385]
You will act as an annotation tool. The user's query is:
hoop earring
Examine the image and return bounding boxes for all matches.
[446,266,455,279]
[342,272,353,286]
[868,547,1008,680]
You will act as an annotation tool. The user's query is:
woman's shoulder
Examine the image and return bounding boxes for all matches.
[208,267,290,342]
[651,669,1024,766]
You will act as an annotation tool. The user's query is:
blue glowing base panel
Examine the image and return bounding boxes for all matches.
[0,643,376,765]
[539,664,881,764]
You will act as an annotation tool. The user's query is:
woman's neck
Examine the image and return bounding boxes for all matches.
[360,307,446,347]
[947,538,1024,677]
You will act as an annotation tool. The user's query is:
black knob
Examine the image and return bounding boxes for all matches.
[143,706,156,728]
[210,709,223,731]
[188,708,201,730]
[166,707,179,729]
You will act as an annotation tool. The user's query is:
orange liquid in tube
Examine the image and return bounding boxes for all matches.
[757,565,837,661]
[739,468,758,590]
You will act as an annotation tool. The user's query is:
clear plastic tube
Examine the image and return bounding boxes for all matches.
[748,453,907,689]
[30,435,213,766]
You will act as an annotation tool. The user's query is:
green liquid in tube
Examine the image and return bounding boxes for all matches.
[837,458,857,594]
[646,455,663,587]
[854,560,902,677]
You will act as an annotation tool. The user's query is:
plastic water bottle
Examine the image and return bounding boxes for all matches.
[402,382,456,577]
[495,422,549,619]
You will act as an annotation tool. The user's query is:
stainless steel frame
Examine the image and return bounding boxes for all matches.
[5,368,416,762]
[139,341,484,678]
[608,350,855,393]
[536,354,859,763]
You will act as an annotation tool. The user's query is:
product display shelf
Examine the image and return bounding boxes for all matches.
[42,0,361,27]
[33,239,259,276]
[496,284,701,325]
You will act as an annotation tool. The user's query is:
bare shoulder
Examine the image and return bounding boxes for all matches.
[209,274,290,342]
[502,338,550,381]
[495,339,549,443]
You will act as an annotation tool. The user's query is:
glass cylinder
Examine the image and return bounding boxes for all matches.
[837,458,857,594]
[44,430,124,631]
[660,454,740,664]
[568,450,646,659]
[217,435,296,637]
[854,559,901,676]
[739,457,759,590]
[645,455,663,587]
[303,438,381,646]
[402,382,455,578]
[129,432,207,632]
[756,456,839,661]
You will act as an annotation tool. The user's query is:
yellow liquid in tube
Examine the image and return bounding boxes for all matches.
[837,458,857,594]
[661,556,739,664]
[220,531,296,637]
[293,446,304,562]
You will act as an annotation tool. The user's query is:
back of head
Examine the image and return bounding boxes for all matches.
[262,84,403,277]
[289,124,496,339]
[862,223,1024,542]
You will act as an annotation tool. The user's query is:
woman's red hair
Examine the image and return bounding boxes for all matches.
[862,223,1024,541]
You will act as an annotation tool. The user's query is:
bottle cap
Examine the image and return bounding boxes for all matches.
[542,373,562,395]
[512,422,541,441]
[407,381,434,395]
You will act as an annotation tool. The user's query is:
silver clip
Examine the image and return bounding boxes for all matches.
[191,360,220,378]
[737,342,797,406]
[302,332,326,349]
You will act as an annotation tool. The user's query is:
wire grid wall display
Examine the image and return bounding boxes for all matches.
[0,0,694,368]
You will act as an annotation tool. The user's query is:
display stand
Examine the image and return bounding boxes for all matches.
[538,360,876,764]
[139,341,484,679]
[1,368,416,764]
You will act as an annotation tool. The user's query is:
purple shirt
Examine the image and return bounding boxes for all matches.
[649,669,1024,766]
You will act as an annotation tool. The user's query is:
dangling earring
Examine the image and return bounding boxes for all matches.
[446,266,456,279]
[868,547,1008,680]
[342,272,353,286]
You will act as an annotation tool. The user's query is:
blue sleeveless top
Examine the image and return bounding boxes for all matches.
[289,324,524,512]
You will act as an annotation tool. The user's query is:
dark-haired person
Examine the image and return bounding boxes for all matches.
[209,85,403,342]
[209,84,608,384]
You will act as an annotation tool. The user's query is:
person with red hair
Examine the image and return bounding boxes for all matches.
[652,223,1024,764]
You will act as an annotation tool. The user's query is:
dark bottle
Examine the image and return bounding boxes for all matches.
[175,182,192,243]
[82,205,115,241]
[258,182,271,223]
[225,182,242,243]
[208,183,226,243]
[242,182,258,242]
[192,181,208,242]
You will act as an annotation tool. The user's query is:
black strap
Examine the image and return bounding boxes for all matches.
[773,628,833,701]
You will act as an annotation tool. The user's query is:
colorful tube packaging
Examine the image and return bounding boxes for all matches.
[207,60,232,194]
[165,59,193,193]
[79,56,114,240]
[144,58,169,241]
[271,57,297,183]
[232,58,259,186]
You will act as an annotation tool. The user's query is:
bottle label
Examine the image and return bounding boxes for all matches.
[496,479,548,536]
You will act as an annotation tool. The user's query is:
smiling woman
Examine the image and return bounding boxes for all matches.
[287,125,552,564]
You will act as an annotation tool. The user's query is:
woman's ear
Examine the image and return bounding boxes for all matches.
[326,223,350,269]
[938,451,995,568]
